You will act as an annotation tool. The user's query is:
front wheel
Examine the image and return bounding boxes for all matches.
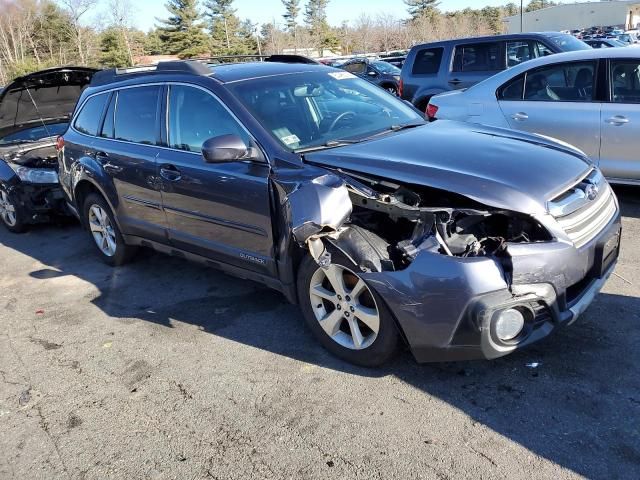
[297,254,399,367]
[83,193,136,266]
[0,184,26,233]
[385,85,398,96]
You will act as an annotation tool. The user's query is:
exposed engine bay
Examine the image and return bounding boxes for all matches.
[297,169,552,278]
[1,143,58,169]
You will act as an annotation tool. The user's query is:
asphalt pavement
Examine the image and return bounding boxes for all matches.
[1,187,639,480]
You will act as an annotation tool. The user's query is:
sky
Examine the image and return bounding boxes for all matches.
[86,0,575,32]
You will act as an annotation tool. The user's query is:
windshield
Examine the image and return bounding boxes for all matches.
[548,34,591,51]
[229,71,424,151]
[0,122,67,145]
[372,61,401,75]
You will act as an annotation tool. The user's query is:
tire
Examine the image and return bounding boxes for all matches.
[82,193,136,266]
[0,184,27,233]
[297,252,399,367]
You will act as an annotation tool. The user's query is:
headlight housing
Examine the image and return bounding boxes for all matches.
[9,164,59,184]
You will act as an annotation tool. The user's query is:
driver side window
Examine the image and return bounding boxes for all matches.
[167,85,249,153]
[343,62,366,75]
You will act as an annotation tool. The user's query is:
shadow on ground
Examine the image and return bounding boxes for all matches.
[2,198,639,478]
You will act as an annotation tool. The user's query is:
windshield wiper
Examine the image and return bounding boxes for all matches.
[296,139,361,153]
[359,122,425,141]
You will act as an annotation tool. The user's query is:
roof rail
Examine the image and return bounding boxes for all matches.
[202,54,319,65]
[90,60,212,86]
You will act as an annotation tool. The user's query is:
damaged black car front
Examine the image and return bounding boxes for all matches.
[232,68,621,366]
[0,67,96,232]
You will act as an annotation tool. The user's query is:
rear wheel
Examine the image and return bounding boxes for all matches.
[297,253,399,367]
[83,193,136,266]
[0,185,26,233]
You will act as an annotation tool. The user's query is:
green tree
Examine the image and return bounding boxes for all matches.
[282,0,300,33]
[404,0,440,20]
[205,0,241,54]
[304,0,331,55]
[100,27,132,67]
[526,0,557,13]
[480,6,502,34]
[503,2,519,17]
[143,29,166,55]
[157,0,209,58]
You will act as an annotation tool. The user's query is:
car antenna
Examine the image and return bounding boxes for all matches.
[24,86,52,139]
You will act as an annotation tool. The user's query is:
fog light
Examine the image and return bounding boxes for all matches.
[495,308,525,341]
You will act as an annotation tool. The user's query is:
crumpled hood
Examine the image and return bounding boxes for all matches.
[305,120,593,215]
[0,67,97,139]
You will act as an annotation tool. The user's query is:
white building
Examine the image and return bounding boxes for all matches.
[504,1,640,34]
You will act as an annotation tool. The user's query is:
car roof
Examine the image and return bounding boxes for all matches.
[211,61,332,83]
[467,47,640,92]
[411,32,568,49]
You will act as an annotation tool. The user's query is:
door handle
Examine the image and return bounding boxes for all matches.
[511,112,529,121]
[96,152,123,174]
[605,115,629,126]
[448,78,462,85]
[160,164,182,182]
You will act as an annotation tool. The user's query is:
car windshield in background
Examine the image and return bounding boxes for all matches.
[548,34,591,51]
[0,122,68,145]
[230,71,423,151]
[372,61,401,75]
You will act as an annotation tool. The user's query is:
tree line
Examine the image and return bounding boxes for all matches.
[0,0,556,85]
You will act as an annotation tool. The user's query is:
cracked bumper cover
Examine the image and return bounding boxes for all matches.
[362,212,622,363]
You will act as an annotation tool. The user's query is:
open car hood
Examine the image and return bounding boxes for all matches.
[0,67,98,140]
[304,120,593,215]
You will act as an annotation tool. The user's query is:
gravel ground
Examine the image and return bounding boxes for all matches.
[0,187,639,480]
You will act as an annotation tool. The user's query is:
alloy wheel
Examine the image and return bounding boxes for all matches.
[308,264,380,350]
[0,190,17,227]
[88,204,117,257]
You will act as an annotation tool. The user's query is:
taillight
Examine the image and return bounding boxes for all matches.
[426,103,439,120]
[398,78,403,98]
[56,136,64,152]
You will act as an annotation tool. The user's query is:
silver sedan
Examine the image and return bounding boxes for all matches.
[428,48,640,185]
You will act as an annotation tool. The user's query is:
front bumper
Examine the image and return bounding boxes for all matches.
[2,177,67,224]
[363,212,622,363]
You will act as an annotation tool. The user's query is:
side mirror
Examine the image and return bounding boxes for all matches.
[367,70,378,77]
[202,134,253,163]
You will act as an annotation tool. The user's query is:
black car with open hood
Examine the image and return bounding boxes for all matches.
[0,67,97,232]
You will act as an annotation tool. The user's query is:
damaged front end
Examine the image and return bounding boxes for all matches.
[276,166,620,362]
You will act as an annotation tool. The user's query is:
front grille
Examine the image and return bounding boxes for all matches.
[549,170,617,248]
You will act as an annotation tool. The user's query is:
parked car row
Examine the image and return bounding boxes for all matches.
[399,32,590,111]
[0,55,622,368]
[428,48,640,185]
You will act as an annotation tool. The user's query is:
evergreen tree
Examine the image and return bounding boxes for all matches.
[404,0,440,20]
[100,28,132,67]
[205,0,240,54]
[157,0,209,58]
[304,0,331,55]
[282,0,300,33]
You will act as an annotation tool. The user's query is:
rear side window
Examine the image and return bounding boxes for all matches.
[499,75,525,100]
[453,42,503,72]
[523,61,596,102]
[412,47,443,74]
[168,85,249,153]
[74,93,108,136]
[114,86,161,145]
